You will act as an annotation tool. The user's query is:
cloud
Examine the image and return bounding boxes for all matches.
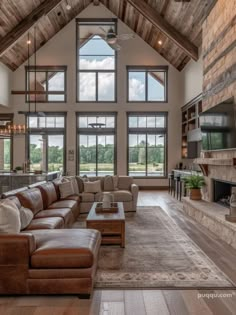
[129,78,145,100]
[80,57,114,70]
[79,57,115,101]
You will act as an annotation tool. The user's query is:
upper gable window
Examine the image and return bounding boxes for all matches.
[127,66,168,102]
[26,66,67,103]
[77,19,117,102]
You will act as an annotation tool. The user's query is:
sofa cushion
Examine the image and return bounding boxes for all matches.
[52,178,62,199]
[48,200,79,219]
[88,177,104,190]
[79,192,95,202]
[84,180,101,193]
[30,229,101,268]
[16,188,44,215]
[19,206,34,230]
[104,175,114,191]
[34,208,73,227]
[113,190,133,202]
[75,176,84,193]
[118,176,133,190]
[1,187,28,199]
[59,181,74,199]
[64,195,80,203]
[37,182,58,209]
[24,217,64,231]
[0,199,21,233]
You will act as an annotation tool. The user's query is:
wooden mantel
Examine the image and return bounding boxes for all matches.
[194,158,236,176]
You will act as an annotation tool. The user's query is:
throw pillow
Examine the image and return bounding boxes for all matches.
[59,181,74,198]
[76,176,84,193]
[0,199,21,233]
[62,176,79,195]
[19,206,34,230]
[112,175,119,189]
[104,175,114,191]
[84,180,102,193]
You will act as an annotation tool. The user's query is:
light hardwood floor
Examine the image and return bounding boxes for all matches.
[1,191,236,315]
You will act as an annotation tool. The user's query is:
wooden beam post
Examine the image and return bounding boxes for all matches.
[0,0,63,57]
[126,0,198,61]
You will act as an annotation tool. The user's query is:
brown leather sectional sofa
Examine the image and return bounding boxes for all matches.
[0,181,101,296]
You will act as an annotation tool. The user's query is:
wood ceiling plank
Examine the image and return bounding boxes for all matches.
[126,0,198,60]
[0,0,63,57]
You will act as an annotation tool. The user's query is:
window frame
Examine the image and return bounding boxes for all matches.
[127,112,168,179]
[76,18,118,103]
[127,66,168,103]
[76,112,117,176]
[0,113,14,171]
[25,66,67,103]
[25,112,67,173]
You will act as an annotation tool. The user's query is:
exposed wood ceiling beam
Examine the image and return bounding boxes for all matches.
[0,0,63,57]
[93,0,100,5]
[126,0,198,61]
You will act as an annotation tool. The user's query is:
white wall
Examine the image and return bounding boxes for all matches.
[3,3,183,186]
[0,62,12,107]
[181,52,203,105]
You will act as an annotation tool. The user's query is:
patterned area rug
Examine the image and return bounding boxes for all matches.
[74,207,234,288]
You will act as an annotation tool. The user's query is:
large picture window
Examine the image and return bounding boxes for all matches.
[127,66,168,102]
[77,19,117,102]
[77,113,116,176]
[128,113,167,177]
[26,113,66,173]
[26,66,67,102]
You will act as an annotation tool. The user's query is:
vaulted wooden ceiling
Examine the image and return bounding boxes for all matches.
[0,0,217,71]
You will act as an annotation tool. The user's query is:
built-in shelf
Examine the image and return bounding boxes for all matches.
[181,94,202,158]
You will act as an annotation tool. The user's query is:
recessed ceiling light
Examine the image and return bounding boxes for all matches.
[158,40,163,45]
[26,39,31,45]
[66,4,71,10]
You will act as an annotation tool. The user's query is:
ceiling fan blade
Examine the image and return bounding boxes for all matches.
[108,42,121,51]
[117,33,135,40]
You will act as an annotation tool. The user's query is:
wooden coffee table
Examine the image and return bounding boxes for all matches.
[86,202,125,248]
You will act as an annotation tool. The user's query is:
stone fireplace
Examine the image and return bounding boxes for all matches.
[213,179,236,208]
[194,152,236,202]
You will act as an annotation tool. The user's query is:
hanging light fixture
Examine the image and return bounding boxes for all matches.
[88,116,105,128]
[0,122,26,138]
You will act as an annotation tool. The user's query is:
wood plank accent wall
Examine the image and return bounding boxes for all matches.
[202,0,236,111]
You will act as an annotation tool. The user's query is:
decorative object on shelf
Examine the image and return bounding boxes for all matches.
[226,187,236,222]
[184,174,205,200]
[15,166,23,174]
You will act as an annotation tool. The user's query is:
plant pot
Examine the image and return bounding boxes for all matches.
[190,188,202,200]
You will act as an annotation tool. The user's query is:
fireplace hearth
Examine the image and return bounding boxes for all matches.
[213,179,236,208]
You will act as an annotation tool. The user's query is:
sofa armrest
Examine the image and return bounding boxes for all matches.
[131,183,139,210]
[0,233,36,265]
[0,233,35,294]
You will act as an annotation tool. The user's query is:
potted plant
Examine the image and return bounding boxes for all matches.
[15,166,23,174]
[184,174,205,200]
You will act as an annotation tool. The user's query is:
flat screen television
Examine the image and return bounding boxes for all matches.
[199,98,236,151]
